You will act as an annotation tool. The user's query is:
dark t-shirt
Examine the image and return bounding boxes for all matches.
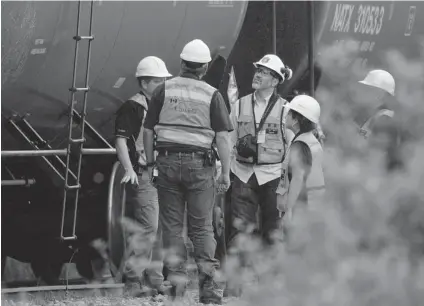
[371,110,403,171]
[144,72,233,152]
[115,92,147,166]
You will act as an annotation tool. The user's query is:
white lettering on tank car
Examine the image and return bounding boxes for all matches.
[405,6,416,37]
[113,77,126,89]
[30,48,46,55]
[34,39,44,45]
[354,5,385,35]
[208,0,234,8]
[330,4,386,36]
[330,4,355,33]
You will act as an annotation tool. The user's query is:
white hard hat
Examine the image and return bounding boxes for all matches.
[253,54,293,83]
[180,39,212,64]
[135,56,172,78]
[285,95,320,124]
[358,69,395,96]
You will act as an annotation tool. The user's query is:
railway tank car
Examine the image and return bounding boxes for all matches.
[1,0,248,286]
[2,0,423,287]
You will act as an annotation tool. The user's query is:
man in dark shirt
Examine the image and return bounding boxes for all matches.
[143,39,232,305]
[115,56,172,297]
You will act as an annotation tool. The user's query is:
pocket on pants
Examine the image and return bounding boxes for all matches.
[156,161,177,188]
[187,165,214,191]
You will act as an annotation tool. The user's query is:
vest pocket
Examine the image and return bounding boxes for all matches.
[259,142,284,164]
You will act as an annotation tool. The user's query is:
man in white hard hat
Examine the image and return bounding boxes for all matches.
[225,54,293,295]
[356,69,402,170]
[115,56,172,297]
[143,39,233,304]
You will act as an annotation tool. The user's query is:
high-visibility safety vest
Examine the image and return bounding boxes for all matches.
[129,93,148,165]
[154,77,216,149]
[359,109,394,139]
[236,94,286,165]
[280,131,325,205]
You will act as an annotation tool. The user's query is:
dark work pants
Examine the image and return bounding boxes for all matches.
[228,174,280,247]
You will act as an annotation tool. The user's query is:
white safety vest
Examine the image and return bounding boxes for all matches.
[359,109,394,139]
[236,93,287,164]
[154,77,216,149]
[280,131,325,206]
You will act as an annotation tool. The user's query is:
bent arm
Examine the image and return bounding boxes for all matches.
[115,137,133,170]
[143,128,155,165]
[215,131,231,176]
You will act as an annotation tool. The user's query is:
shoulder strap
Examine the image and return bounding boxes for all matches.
[129,93,148,111]
[255,92,280,135]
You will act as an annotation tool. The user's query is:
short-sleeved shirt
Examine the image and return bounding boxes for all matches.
[143,72,233,152]
[115,91,147,166]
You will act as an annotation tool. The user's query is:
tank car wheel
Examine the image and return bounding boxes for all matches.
[31,260,63,285]
[107,161,127,283]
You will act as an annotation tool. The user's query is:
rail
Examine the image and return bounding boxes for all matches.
[1,148,116,157]
[307,0,315,97]
[272,1,277,54]
[1,178,36,186]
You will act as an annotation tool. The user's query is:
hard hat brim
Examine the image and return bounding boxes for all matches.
[135,72,172,78]
[358,80,395,96]
[284,103,319,124]
[180,54,211,64]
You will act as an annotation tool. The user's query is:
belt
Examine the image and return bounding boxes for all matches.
[157,149,206,158]
[135,164,148,174]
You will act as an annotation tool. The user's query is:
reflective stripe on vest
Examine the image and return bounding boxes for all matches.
[129,93,148,165]
[293,132,325,198]
[359,109,394,139]
[236,93,286,165]
[154,77,216,149]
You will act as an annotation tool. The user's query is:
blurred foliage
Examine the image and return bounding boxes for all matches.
[223,38,424,306]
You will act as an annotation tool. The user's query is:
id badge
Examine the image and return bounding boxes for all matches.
[257,130,266,144]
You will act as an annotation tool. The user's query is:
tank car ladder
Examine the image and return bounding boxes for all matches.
[61,0,95,241]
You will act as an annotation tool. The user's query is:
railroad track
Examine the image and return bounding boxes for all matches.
[1,284,235,306]
[1,283,124,303]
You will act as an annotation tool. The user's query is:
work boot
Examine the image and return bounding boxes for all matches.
[223,284,242,297]
[199,274,223,305]
[152,281,173,296]
[124,281,158,297]
[168,282,187,301]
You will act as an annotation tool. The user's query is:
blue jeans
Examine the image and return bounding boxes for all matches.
[155,152,219,285]
[124,171,163,287]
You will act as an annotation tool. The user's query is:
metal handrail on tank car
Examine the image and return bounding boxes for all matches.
[1,148,116,157]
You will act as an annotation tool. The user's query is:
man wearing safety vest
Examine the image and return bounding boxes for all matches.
[115,56,172,297]
[143,39,233,304]
[276,95,326,221]
[228,54,293,248]
[356,69,403,171]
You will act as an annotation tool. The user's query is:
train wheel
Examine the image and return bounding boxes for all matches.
[30,260,63,285]
[107,161,127,283]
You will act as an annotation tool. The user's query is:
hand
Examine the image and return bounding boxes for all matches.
[217,173,231,194]
[276,192,288,213]
[121,168,138,185]
[147,166,154,182]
